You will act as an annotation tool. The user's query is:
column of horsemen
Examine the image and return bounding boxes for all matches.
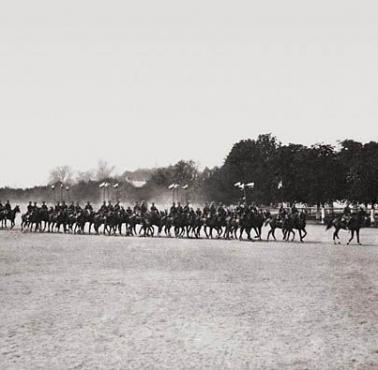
[0,199,370,243]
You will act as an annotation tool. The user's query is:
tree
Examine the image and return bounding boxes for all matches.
[338,140,378,205]
[223,133,280,204]
[273,144,308,204]
[96,160,115,181]
[76,170,95,183]
[49,165,74,185]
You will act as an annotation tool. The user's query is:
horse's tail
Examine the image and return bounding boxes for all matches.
[325,217,334,230]
[264,218,271,227]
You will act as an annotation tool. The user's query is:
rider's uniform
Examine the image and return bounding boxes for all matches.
[169,205,177,216]
[5,202,11,212]
[341,206,351,222]
[217,206,226,217]
[140,203,147,214]
[27,203,33,214]
[278,207,287,220]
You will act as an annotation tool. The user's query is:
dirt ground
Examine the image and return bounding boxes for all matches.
[0,225,377,370]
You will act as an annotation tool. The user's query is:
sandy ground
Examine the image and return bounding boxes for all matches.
[0,225,377,370]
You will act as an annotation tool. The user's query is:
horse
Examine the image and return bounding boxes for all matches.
[21,208,41,232]
[223,214,239,239]
[265,215,285,241]
[281,212,307,242]
[238,210,262,241]
[1,206,21,229]
[203,213,226,239]
[326,211,370,245]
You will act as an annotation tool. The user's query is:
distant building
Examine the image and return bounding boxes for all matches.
[125,178,147,188]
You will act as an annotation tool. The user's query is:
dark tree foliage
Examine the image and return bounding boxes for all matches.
[222,134,280,204]
[203,135,378,206]
[339,140,378,205]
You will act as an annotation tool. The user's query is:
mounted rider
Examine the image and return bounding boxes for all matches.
[140,201,148,215]
[113,201,121,212]
[169,202,177,216]
[357,206,367,219]
[217,203,226,217]
[342,203,352,221]
[133,201,141,214]
[99,201,108,214]
[27,201,33,214]
[4,200,11,212]
[203,203,210,216]
[278,204,287,220]
[68,202,76,213]
[150,202,159,214]
[84,201,93,212]
[41,201,48,211]
[75,201,82,213]
[176,202,183,214]
[235,201,244,216]
[107,201,114,212]
[183,202,190,213]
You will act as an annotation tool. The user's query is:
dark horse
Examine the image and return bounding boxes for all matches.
[1,205,21,229]
[326,211,371,245]
[283,212,307,242]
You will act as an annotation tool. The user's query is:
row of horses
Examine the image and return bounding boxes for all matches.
[0,205,371,244]
[17,207,309,241]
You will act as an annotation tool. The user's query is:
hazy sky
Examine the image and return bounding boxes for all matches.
[1,1,378,187]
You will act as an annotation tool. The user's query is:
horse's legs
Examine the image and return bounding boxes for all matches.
[301,228,307,241]
[209,227,214,239]
[357,229,361,245]
[333,227,340,244]
[272,228,277,241]
[239,227,244,241]
[347,230,354,245]
[298,229,302,242]
[246,227,252,241]
[196,225,202,238]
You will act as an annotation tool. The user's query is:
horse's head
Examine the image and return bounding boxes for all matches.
[14,205,20,213]
[363,215,372,227]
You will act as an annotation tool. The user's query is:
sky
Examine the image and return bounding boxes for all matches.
[1,0,378,187]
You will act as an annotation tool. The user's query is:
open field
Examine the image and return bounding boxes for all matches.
[0,225,377,369]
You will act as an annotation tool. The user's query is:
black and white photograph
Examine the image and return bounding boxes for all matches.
[0,1,377,369]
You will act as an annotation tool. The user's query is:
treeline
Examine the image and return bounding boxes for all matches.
[1,134,378,206]
[202,134,378,207]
